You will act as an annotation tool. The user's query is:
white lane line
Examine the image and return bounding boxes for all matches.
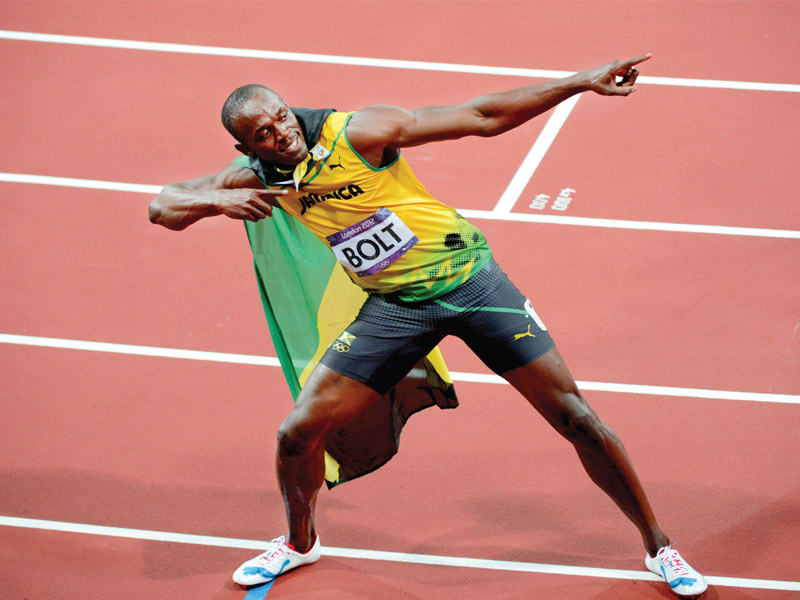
[0,172,162,194]
[2,334,798,405]
[1,30,799,93]
[1,516,798,592]
[0,333,280,367]
[3,173,799,239]
[457,209,800,239]
[450,372,800,405]
[493,95,581,214]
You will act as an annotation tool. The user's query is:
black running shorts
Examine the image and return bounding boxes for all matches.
[319,258,556,394]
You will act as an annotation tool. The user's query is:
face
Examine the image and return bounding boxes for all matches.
[233,93,308,165]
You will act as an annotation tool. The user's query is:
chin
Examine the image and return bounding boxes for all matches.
[288,148,309,164]
[260,151,305,166]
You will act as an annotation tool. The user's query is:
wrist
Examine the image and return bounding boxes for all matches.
[205,189,224,216]
[563,71,592,94]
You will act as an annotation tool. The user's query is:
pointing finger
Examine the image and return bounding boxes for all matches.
[625,53,653,68]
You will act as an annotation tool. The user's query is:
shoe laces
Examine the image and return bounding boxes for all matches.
[658,544,690,577]
[256,537,294,569]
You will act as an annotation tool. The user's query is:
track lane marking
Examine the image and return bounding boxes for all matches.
[1,29,799,93]
[1,333,797,405]
[1,516,798,592]
[457,209,800,239]
[493,95,581,214]
[0,333,280,366]
[0,172,161,194]
[2,173,798,239]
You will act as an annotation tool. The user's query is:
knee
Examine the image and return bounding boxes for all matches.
[276,412,323,459]
[552,393,614,450]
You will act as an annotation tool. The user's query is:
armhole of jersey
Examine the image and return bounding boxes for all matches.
[342,112,402,172]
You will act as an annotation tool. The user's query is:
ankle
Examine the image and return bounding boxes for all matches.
[287,535,317,554]
[645,532,671,557]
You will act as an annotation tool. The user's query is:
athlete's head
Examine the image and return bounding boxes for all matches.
[221,84,308,165]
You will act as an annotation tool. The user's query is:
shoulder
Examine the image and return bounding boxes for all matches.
[345,106,413,167]
[346,106,414,143]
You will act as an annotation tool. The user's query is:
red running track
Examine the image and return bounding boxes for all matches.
[1,2,799,599]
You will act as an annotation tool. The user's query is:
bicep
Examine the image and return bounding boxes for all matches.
[183,164,263,191]
[217,164,265,189]
[347,103,487,156]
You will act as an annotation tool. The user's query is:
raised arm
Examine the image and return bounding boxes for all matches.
[347,55,651,166]
[148,163,287,231]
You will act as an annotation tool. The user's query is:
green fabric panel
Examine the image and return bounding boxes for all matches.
[245,210,336,397]
[252,260,302,400]
[232,155,249,168]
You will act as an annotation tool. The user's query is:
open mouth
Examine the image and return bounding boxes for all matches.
[283,133,301,155]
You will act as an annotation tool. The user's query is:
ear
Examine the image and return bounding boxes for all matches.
[234,143,252,156]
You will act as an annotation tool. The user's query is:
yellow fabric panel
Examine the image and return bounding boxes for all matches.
[422,345,453,385]
[297,264,366,388]
[324,451,341,485]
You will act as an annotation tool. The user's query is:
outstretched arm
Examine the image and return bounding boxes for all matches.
[347,55,651,166]
[148,164,287,231]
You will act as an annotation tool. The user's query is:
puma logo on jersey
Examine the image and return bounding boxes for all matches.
[328,156,345,170]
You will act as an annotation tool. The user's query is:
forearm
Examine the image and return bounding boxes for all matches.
[468,71,588,136]
[149,182,221,231]
[149,167,284,230]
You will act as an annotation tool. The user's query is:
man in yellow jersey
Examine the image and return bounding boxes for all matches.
[149,54,707,598]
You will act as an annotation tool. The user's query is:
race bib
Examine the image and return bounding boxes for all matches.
[326,208,418,276]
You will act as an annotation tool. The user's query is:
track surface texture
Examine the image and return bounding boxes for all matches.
[1,2,798,599]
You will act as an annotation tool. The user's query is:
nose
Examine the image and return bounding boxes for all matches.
[274,121,290,142]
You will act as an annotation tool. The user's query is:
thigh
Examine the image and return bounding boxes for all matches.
[318,293,445,395]
[283,363,383,442]
[444,260,555,375]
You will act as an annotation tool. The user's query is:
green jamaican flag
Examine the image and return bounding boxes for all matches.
[245,209,458,488]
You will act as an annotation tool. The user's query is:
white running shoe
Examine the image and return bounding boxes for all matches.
[645,544,708,598]
[232,535,321,587]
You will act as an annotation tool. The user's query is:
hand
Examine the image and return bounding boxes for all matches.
[214,188,287,221]
[583,54,652,96]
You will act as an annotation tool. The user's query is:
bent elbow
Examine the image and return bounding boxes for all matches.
[148,198,164,225]
[147,197,186,230]
[464,100,513,138]
[476,115,515,138]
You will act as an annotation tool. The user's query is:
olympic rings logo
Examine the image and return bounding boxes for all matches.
[332,340,350,353]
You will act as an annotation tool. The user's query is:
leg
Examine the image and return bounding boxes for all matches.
[276,363,381,552]
[503,346,670,556]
